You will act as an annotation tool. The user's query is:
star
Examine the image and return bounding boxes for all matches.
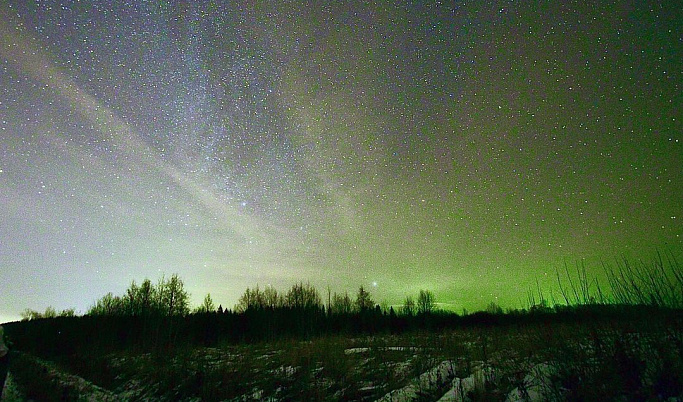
[0,1,680,323]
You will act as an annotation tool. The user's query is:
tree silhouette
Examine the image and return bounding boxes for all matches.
[195,293,216,314]
[236,286,266,312]
[20,306,74,320]
[331,292,353,315]
[88,292,124,316]
[417,289,435,315]
[401,296,416,316]
[285,282,321,310]
[137,278,157,316]
[125,280,140,315]
[355,286,374,313]
[263,286,281,309]
[486,302,503,315]
[158,274,190,316]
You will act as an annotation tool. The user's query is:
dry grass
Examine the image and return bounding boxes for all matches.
[10,314,681,401]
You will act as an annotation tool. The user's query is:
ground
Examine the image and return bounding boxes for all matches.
[5,317,683,401]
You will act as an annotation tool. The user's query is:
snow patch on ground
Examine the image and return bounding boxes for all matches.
[437,362,494,402]
[434,361,564,402]
[376,360,457,401]
[344,346,423,355]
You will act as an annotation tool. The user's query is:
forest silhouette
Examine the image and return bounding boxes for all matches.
[7,252,682,357]
[2,254,682,400]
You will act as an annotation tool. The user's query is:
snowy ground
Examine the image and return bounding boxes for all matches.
[5,321,683,401]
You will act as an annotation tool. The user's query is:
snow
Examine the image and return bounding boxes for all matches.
[436,363,494,402]
[376,360,457,402]
[433,361,565,402]
[274,365,298,377]
[6,327,680,400]
[344,346,423,355]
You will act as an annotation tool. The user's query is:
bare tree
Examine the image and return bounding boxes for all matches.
[331,292,353,314]
[137,278,157,316]
[285,282,322,310]
[88,292,124,316]
[235,287,253,312]
[43,306,57,318]
[59,308,76,317]
[235,286,265,312]
[125,280,138,315]
[401,295,416,316]
[20,309,42,321]
[158,274,190,316]
[21,306,76,320]
[416,289,435,315]
[194,293,216,313]
[263,286,281,309]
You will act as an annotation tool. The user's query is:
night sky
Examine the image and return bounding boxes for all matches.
[1,1,681,323]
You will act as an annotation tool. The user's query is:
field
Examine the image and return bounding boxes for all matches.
[4,256,682,400]
[4,308,682,401]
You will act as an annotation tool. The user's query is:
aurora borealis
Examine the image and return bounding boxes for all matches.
[1,1,681,323]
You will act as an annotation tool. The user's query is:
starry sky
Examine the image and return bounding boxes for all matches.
[1,1,681,323]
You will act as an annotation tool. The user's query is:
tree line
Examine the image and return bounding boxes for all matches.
[87,274,191,317]
[234,283,437,317]
[8,267,680,361]
[20,274,436,321]
[8,274,445,356]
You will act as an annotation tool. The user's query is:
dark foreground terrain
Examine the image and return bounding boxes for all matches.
[3,306,682,401]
